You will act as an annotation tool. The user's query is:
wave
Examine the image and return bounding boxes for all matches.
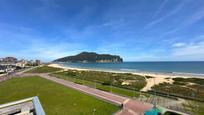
[120,68,140,72]
[120,69,204,77]
[172,72,204,76]
[58,62,204,77]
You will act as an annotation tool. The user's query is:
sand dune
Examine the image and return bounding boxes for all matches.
[48,63,203,92]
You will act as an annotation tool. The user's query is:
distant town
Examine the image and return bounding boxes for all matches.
[0,57,41,75]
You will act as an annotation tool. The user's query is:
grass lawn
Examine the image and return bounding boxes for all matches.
[26,66,62,73]
[54,70,147,90]
[0,76,119,115]
[50,73,140,98]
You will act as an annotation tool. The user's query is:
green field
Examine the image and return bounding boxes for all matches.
[50,73,140,98]
[0,76,119,115]
[50,70,149,98]
[26,66,62,73]
[53,70,146,90]
[26,66,146,97]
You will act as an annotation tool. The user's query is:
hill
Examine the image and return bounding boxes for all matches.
[54,52,123,63]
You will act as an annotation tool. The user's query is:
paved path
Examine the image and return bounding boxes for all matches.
[21,73,153,115]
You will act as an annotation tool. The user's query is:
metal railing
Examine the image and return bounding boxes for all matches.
[0,96,45,115]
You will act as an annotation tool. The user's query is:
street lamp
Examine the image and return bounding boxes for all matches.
[83,76,85,85]
[93,108,96,115]
[134,85,137,99]
[153,78,157,109]
[110,76,113,93]
[94,79,96,89]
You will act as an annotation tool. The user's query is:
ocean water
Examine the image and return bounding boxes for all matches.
[59,62,204,76]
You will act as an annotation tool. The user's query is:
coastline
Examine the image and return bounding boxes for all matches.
[48,63,204,91]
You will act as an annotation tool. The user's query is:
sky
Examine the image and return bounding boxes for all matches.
[0,0,204,62]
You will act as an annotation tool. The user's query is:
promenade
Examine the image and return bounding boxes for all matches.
[1,70,153,115]
[22,73,153,115]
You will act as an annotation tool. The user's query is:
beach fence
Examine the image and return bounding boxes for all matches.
[138,93,190,114]
[143,83,204,115]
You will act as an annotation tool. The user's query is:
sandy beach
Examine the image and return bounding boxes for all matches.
[48,63,204,91]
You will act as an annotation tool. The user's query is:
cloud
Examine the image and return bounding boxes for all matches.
[163,7,204,35]
[1,0,204,62]
[172,42,186,47]
[0,37,85,61]
[184,7,204,25]
[16,38,87,61]
[151,0,169,19]
[0,23,87,61]
[144,1,187,29]
[172,40,204,60]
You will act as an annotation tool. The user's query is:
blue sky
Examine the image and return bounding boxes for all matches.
[0,0,204,62]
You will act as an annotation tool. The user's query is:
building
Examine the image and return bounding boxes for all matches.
[35,60,41,65]
[0,65,6,73]
[16,59,28,68]
[2,57,17,63]
[0,57,26,73]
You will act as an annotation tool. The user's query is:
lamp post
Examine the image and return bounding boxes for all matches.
[94,79,96,89]
[110,76,113,93]
[167,88,170,108]
[134,84,137,99]
[134,85,137,99]
[83,76,85,85]
[93,108,96,115]
[153,78,157,109]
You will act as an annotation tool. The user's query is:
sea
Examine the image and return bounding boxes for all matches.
[58,61,204,77]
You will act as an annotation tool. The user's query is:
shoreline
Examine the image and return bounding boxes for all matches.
[48,63,204,91]
[48,63,204,78]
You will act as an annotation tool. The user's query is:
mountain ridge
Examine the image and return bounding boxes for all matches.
[53,52,123,63]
